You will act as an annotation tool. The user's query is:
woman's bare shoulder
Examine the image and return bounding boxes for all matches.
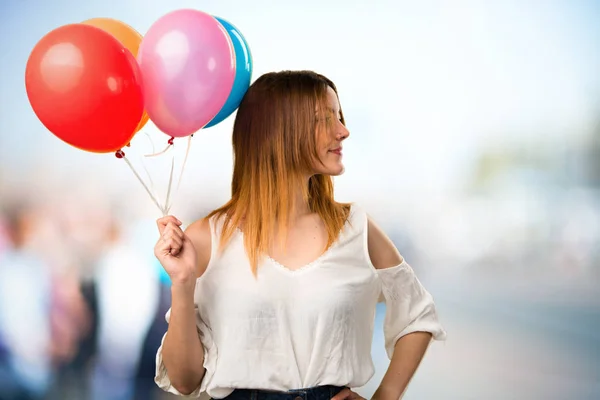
[366,215,404,270]
[184,217,212,277]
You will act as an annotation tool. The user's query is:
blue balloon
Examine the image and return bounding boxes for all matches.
[205,16,253,128]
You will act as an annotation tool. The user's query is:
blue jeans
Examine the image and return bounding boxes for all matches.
[216,385,346,400]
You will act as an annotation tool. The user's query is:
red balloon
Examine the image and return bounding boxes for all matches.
[25,23,144,153]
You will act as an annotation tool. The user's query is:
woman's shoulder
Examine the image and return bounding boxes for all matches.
[185,216,212,240]
[349,202,404,270]
[184,217,213,278]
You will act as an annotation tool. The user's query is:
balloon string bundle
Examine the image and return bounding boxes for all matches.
[164,152,175,215]
[140,132,163,206]
[166,135,193,214]
[115,135,193,216]
[116,149,165,215]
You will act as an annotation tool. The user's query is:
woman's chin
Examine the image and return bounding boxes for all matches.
[327,164,345,176]
[312,162,345,177]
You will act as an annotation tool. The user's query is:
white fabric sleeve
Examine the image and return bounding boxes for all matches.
[377,260,447,359]
[154,307,217,399]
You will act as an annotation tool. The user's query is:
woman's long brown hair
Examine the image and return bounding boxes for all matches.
[207,70,351,275]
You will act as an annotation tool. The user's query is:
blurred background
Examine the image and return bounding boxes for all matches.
[1,0,600,399]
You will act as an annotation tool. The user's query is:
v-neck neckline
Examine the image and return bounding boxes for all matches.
[265,242,338,274]
[233,205,355,275]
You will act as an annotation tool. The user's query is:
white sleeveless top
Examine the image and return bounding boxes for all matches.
[155,204,446,399]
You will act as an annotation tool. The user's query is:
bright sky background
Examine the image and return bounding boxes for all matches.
[1,0,599,210]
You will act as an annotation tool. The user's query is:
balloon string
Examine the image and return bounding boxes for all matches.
[132,132,164,209]
[144,131,156,154]
[144,137,174,158]
[141,155,164,209]
[144,143,171,157]
[163,150,176,216]
[119,152,166,216]
[166,135,193,214]
[178,135,193,192]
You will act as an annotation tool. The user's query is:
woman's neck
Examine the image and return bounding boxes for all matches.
[289,178,314,221]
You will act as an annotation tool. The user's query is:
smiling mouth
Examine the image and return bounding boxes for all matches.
[329,148,342,155]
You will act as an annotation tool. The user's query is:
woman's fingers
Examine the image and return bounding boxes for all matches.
[162,223,183,239]
[331,388,351,400]
[155,236,182,257]
[155,220,185,257]
[161,221,184,241]
[156,215,182,235]
[330,388,365,400]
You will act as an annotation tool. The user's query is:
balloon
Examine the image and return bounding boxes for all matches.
[138,9,236,138]
[204,17,253,129]
[82,17,149,133]
[25,23,144,153]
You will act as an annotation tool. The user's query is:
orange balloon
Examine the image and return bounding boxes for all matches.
[82,18,149,133]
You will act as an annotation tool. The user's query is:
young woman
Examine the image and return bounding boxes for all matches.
[153,71,446,400]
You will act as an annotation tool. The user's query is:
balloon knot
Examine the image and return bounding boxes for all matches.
[168,137,174,145]
[126,142,131,147]
[115,150,125,159]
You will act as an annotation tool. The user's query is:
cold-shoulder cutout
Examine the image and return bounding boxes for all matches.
[366,215,404,270]
[352,205,446,358]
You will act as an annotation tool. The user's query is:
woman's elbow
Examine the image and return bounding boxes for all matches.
[173,385,196,396]
[170,376,203,396]
[165,364,205,396]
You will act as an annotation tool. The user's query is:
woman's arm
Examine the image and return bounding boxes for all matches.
[373,331,432,400]
[367,217,432,400]
[160,218,212,395]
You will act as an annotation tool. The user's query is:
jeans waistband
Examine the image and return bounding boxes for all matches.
[220,385,346,400]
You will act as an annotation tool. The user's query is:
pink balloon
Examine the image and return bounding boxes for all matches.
[138,9,236,137]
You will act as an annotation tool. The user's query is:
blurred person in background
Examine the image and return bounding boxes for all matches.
[153,71,446,400]
[0,198,53,400]
[0,218,10,255]
[133,257,175,400]
[43,195,103,400]
[90,210,160,400]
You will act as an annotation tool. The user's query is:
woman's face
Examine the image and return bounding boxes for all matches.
[312,86,350,176]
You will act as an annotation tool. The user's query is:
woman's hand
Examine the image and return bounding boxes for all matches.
[331,388,366,400]
[154,216,198,287]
